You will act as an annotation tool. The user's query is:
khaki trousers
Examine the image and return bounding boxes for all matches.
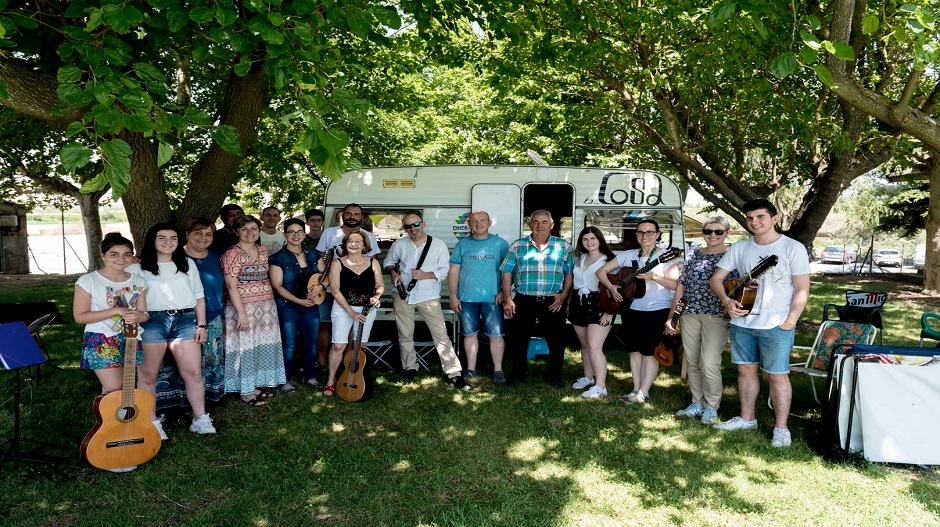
[393,296,461,377]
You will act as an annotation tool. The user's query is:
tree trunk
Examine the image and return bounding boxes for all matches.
[120,130,172,248]
[924,157,940,294]
[78,191,106,270]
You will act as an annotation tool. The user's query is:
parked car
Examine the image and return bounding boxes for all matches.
[914,244,926,271]
[873,249,903,267]
[820,246,855,264]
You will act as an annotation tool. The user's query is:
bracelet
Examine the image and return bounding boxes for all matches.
[197,324,207,329]
[781,320,795,328]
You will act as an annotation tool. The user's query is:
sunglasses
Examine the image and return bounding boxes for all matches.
[402,221,422,229]
[702,229,726,235]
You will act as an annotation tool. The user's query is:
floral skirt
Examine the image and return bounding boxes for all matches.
[81,332,143,370]
[224,299,286,395]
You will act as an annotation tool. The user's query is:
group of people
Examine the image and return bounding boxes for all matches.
[74,197,809,475]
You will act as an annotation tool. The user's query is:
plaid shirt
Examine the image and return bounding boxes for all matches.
[499,235,573,296]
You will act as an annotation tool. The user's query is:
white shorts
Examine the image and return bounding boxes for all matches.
[331,304,377,344]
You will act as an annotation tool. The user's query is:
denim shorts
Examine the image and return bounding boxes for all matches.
[140,310,197,343]
[458,302,504,338]
[729,325,795,374]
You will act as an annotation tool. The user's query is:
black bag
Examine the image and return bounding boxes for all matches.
[807,344,859,462]
[292,271,316,299]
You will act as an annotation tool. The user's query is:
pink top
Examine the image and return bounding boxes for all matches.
[221,244,274,305]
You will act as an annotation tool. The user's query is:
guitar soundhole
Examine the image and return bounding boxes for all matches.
[117,405,137,422]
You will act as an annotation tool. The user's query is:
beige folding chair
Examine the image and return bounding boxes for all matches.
[790,320,878,403]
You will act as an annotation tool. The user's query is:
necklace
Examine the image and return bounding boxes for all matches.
[287,247,302,255]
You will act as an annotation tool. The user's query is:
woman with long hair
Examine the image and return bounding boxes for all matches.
[130,223,215,438]
[568,226,616,398]
[323,229,383,397]
[221,215,286,406]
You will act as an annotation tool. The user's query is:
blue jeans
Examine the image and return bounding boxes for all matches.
[276,299,320,382]
[730,325,795,374]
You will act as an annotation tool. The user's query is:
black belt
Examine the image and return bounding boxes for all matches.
[149,308,195,315]
[518,293,560,302]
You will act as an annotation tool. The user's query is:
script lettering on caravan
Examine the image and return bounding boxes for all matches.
[594,172,664,206]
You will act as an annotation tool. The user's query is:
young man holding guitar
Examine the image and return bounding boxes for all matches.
[597,219,680,403]
[709,199,810,448]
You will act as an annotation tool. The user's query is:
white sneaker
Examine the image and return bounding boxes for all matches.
[190,414,217,435]
[152,419,168,440]
[581,385,607,399]
[700,408,720,424]
[713,416,758,431]
[108,465,137,473]
[675,403,704,418]
[572,376,594,390]
[771,427,792,448]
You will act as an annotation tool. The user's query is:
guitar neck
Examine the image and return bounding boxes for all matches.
[122,336,137,407]
[353,304,373,349]
[619,255,661,286]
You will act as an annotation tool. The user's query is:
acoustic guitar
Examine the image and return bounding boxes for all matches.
[599,247,683,314]
[81,322,162,470]
[723,255,779,313]
[653,296,688,367]
[307,248,335,305]
[337,304,374,402]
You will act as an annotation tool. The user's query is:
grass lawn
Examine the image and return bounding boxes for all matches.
[0,273,938,526]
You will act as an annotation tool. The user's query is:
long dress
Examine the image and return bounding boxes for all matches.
[154,251,226,410]
[221,244,286,395]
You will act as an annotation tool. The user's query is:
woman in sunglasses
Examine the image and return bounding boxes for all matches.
[668,216,737,424]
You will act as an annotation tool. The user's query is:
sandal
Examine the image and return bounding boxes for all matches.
[254,389,275,399]
[305,379,324,389]
[322,385,335,397]
[280,384,297,393]
[620,390,648,404]
[241,395,266,407]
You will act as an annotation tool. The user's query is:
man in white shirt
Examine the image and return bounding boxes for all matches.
[709,199,810,448]
[316,203,379,258]
[259,206,284,254]
[385,212,469,390]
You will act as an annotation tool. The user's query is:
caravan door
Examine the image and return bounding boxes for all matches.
[472,184,521,243]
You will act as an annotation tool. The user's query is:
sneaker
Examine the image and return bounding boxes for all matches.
[447,375,472,391]
[152,419,168,441]
[492,371,507,384]
[108,465,137,473]
[463,369,479,379]
[714,416,758,431]
[675,403,704,418]
[771,427,792,448]
[189,414,217,435]
[571,376,595,390]
[700,408,720,425]
[581,385,607,399]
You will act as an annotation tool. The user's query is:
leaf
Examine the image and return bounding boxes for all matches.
[806,14,821,30]
[799,45,818,64]
[216,8,238,27]
[294,21,314,41]
[346,9,372,38]
[317,128,350,154]
[79,173,108,194]
[190,7,214,24]
[157,142,174,166]
[105,164,130,200]
[293,0,316,15]
[56,84,84,105]
[124,114,154,134]
[167,8,190,32]
[0,82,9,100]
[260,25,285,44]
[861,15,879,34]
[65,121,85,138]
[60,142,93,170]
[372,6,401,30]
[234,58,253,77]
[184,108,213,126]
[899,4,917,13]
[770,53,798,78]
[57,65,83,83]
[134,62,163,82]
[813,64,835,88]
[101,138,133,170]
[706,1,737,27]
[210,125,242,155]
[830,42,855,60]
[801,31,822,50]
[268,12,284,26]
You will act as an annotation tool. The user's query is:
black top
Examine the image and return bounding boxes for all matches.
[339,259,375,306]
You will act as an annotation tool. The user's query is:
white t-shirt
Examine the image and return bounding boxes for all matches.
[717,235,810,329]
[613,249,676,311]
[127,260,204,311]
[75,271,147,336]
[316,226,379,257]
[259,231,284,255]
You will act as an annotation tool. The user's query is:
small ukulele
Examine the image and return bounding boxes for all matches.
[723,255,779,313]
[599,247,683,314]
[308,248,335,305]
[81,322,162,470]
[653,297,688,367]
[336,304,374,402]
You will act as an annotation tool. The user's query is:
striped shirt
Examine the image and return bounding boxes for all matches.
[500,235,573,296]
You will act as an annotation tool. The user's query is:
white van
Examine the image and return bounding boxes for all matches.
[914,244,926,271]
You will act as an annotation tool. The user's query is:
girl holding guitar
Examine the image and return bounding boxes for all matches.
[597,219,679,404]
[323,229,384,397]
[666,217,736,424]
[73,233,150,472]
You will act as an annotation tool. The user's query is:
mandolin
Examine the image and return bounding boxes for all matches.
[336,304,374,402]
[723,255,779,313]
[653,297,688,367]
[307,248,335,305]
[599,247,683,314]
[81,322,162,470]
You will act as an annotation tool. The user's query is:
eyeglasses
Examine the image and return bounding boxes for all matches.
[402,221,422,229]
[702,229,726,236]
[285,230,305,236]
[636,230,658,237]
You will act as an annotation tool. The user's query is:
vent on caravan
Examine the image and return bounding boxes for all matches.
[383,180,416,188]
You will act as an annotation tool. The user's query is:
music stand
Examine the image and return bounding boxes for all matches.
[0,322,66,470]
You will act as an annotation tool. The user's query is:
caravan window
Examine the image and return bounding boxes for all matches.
[360,209,422,248]
[584,208,682,252]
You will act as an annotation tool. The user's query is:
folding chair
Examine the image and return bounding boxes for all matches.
[920,312,940,348]
[822,290,886,344]
[414,341,437,371]
[363,340,395,370]
[790,320,878,403]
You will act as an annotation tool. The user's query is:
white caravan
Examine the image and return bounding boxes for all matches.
[322,165,686,253]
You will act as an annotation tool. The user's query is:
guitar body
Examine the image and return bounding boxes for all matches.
[309,248,336,305]
[598,268,646,314]
[724,279,761,312]
[81,389,161,470]
[652,335,680,367]
[336,345,373,402]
